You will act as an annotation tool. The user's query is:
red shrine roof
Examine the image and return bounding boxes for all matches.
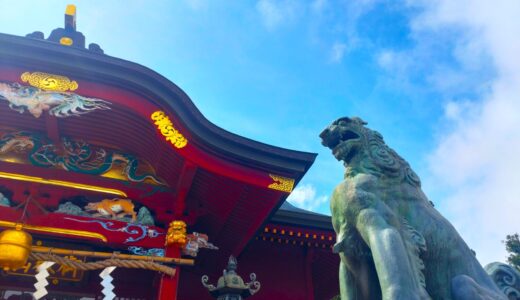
[0,28,318,257]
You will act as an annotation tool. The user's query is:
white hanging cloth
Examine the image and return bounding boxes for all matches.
[100,266,117,300]
[33,261,55,300]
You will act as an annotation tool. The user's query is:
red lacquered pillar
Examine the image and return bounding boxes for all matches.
[158,246,181,300]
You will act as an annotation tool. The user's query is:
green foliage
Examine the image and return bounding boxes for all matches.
[505,233,520,271]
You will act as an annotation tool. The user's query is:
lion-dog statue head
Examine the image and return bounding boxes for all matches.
[320,116,421,187]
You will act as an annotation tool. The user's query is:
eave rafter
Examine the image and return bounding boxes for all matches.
[173,160,197,220]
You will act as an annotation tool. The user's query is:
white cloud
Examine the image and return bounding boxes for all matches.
[256,0,300,30]
[183,0,207,11]
[330,42,347,63]
[412,0,520,264]
[376,50,395,69]
[311,0,328,14]
[287,183,329,211]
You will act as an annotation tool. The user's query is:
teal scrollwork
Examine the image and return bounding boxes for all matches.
[127,246,165,257]
[64,217,163,243]
[0,131,164,185]
[486,262,520,299]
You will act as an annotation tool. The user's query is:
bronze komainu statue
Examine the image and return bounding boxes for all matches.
[320,117,505,300]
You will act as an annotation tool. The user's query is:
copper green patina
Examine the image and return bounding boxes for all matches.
[320,117,506,300]
[202,256,261,300]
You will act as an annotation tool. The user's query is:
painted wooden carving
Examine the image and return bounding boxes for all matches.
[84,198,137,222]
[183,232,219,257]
[0,81,110,118]
[55,198,155,226]
[0,131,164,185]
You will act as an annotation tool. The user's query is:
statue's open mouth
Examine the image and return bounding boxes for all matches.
[320,128,360,163]
[321,129,359,149]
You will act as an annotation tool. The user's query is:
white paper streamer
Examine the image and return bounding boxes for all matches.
[33,261,55,300]
[100,266,117,300]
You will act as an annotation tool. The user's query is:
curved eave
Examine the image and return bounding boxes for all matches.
[272,202,333,230]
[0,33,317,177]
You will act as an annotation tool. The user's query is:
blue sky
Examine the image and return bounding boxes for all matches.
[1,0,518,265]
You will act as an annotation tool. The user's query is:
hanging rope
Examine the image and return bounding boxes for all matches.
[29,253,176,276]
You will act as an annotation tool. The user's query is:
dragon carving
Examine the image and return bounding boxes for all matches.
[320,117,506,300]
[0,131,164,185]
[0,82,110,118]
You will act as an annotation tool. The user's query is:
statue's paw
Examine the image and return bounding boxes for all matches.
[384,286,431,300]
[452,275,507,300]
[418,290,432,300]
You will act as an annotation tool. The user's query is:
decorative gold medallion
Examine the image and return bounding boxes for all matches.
[268,174,295,193]
[20,72,78,92]
[59,37,73,46]
[151,111,188,149]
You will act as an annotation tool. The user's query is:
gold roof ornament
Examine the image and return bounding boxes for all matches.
[20,71,78,92]
[61,4,76,46]
[65,5,77,29]
[268,174,295,193]
[151,111,188,149]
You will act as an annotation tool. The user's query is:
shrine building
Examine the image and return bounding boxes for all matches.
[0,6,339,300]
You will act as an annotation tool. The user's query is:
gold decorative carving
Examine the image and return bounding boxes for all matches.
[0,220,107,243]
[165,220,187,247]
[20,72,78,92]
[0,171,127,197]
[268,174,295,193]
[151,111,188,149]
[59,37,73,46]
[7,254,85,282]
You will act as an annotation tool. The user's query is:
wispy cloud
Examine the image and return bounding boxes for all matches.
[330,42,347,63]
[287,183,329,211]
[256,0,300,31]
[410,0,520,264]
[183,0,207,11]
[311,0,328,13]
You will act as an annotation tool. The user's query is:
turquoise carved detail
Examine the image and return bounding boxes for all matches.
[127,246,165,257]
[320,117,506,300]
[0,131,164,185]
[0,192,10,207]
[486,262,520,300]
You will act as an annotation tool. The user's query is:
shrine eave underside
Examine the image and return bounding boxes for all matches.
[0,32,317,177]
[0,31,321,259]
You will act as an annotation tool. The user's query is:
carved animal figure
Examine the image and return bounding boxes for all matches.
[0,82,110,118]
[183,232,219,257]
[84,198,137,222]
[320,117,505,300]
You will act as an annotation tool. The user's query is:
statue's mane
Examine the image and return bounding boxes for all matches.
[345,126,428,293]
[346,128,421,188]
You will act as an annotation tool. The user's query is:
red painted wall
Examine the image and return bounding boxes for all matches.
[178,240,339,300]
